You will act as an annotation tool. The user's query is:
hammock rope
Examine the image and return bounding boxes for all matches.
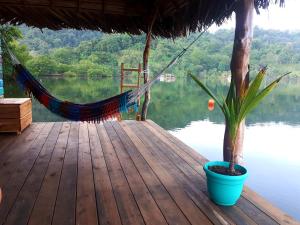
[127,1,236,104]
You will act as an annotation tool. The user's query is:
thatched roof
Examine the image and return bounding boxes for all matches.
[0,0,284,38]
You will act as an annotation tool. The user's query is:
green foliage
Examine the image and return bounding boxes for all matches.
[18,26,101,54]
[63,71,76,77]
[26,56,58,76]
[87,66,112,77]
[0,25,31,79]
[0,25,22,43]
[9,26,300,81]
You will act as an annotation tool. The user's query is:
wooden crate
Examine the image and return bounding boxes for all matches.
[0,98,32,134]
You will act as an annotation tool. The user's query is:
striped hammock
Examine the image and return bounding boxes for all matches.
[13,63,137,122]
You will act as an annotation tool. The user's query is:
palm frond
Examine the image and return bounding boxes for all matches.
[189,74,223,108]
[189,69,290,148]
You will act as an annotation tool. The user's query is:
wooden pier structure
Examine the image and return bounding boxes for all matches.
[0,120,298,225]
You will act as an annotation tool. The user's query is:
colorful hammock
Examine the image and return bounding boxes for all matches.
[13,63,137,122]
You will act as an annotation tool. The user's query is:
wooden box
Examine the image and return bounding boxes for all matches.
[0,98,32,133]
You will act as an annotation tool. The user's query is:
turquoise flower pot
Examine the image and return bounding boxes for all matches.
[203,161,248,206]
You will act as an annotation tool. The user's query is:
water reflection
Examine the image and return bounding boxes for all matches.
[5,76,300,126]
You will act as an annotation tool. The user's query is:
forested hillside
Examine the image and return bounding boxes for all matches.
[4,26,300,81]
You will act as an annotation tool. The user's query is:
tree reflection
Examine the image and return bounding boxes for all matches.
[5,76,300,130]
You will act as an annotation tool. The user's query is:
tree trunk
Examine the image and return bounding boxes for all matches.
[223,0,254,164]
[0,38,4,98]
[141,32,152,121]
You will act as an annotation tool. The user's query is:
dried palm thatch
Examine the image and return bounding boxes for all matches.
[0,0,284,38]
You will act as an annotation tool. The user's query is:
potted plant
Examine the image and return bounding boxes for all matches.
[189,67,289,206]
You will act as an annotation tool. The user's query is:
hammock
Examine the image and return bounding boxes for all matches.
[13,63,137,122]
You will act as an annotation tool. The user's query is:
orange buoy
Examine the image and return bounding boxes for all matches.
[208,98,215,111]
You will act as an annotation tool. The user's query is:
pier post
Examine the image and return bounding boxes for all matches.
[223,0,254,163]
[0,38,4,98]
[141,9,158,121]
[141,32,151,121]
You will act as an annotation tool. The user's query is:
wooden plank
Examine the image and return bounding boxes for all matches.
[235,197,279,225]
[144,121,205,174]
[104,122,168,225]
[0,133,16,154]
[96,123,145,225]
[27,122,71,225]
[147,120,208,165]
[0,98,31,105]
[0,123,54,225]
[119,121,213,225]
[4,123,62,225]
[144,121,281,225]
[243,187,300,225]
[76,123,98,225]
[52,122,79,225]
[0,124,45,180]
[87,123,122,225]
[0,99,31,118]
[111,121,192,225]
[137,121,269,225]
[19,99,32,118]
[0,123,40,165]
[0,123,45,186]
[121,84,139,88]
[0,111,32,133]
[122,68,140,72]
[20,112,33,132]
[128,121,233,225]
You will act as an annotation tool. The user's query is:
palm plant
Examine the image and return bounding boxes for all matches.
[190,67,290,174]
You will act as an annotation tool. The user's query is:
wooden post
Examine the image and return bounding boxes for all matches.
[141,8,158,121]
[141,32,152,121]
[223,0,254,163]
[120,63,124,93]
[137,63,142,106]
[0,38,4,98]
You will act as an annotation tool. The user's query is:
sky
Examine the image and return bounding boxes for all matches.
[210,0,300,32]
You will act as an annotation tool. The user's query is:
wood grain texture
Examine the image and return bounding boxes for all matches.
[0,98,32,133]
[76,123,98,225]
[4,123,62,225]
[52,122,79,225]
[0,121,297,225]
[104,122,168,225]
[96,123,145,225]
[87,123,122,225]
[28,122,71,225]
[0,123,53,225]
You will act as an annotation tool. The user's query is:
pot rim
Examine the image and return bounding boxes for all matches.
[203,161,248,180]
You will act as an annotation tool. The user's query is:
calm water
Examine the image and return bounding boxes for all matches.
[5,75,300,220]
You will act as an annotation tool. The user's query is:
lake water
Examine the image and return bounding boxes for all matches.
[5,75,300,220]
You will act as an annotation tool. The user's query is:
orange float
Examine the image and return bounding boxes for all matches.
[208,98,215,111]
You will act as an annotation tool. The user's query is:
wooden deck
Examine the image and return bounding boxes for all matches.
[0,120,298,225]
